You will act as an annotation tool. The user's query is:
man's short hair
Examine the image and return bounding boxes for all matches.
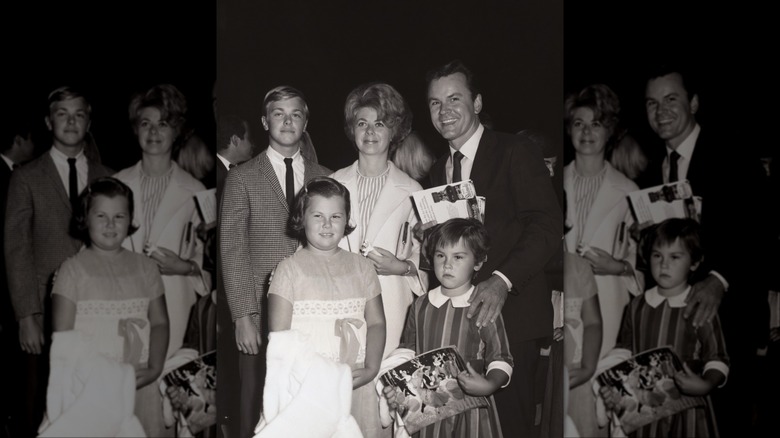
[425,59,480,100]
[3,103,35,153]
[216,114,249,152]
[262,86,309,119]
[48,86,92,116]
[645,61,698,100]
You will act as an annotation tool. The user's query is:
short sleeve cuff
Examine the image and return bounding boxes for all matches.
[703,360,730,388]
[709,271,729,291]
[487,360,513,388]
[492,271,513,290]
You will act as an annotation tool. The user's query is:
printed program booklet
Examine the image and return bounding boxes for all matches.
[596,346,705,434]
[411,180,485,225]
[627,181,701,227]
[380,346,489,434]
[162,350,216,434]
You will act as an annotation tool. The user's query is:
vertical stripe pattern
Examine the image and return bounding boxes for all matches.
[140,168,173,244]
[399,292,514,438]
[616,293,729,437]
[355,167,388,244]
[571,166,607,244]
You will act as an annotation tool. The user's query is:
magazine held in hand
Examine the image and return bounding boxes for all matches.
[596,346,705,434]
[380,346,489,434]
[162,350,216,434]
[627,180,701,228]
[411,180,485,225]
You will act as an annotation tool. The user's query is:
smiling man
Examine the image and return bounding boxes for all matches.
[219,85,331,438]
[4,86,112,436]
[640,63,769,437]
[425,60,563,437]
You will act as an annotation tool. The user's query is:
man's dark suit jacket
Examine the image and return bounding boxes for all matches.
[641,129,764,289]
[641,128,770,344]
[430,129,563,341]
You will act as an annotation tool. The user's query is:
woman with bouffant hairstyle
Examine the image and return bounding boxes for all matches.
[330,82,427,437]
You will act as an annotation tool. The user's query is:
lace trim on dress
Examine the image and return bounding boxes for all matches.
[76,298,149,317]
[292,298,366,316]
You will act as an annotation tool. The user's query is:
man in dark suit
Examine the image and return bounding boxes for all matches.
[219,87,330,438]
[641,64,769,436]
[214,114,254,438]
[425,60,563,438]
[0,113,36,438]
[4,86,113,436]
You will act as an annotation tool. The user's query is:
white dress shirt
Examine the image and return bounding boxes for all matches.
[266,146,304,199]
[446,124,484,184]
[49,146,87,198]
[663,123,700,184]
[1,153,15,171]
[216,153,232,170]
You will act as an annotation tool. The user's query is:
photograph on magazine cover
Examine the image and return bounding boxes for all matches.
[216,1,564,437]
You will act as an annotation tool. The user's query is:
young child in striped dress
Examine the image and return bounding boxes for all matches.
[385,218,513,438]
[600,218,728,437]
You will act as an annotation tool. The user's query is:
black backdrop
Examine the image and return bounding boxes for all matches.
[217,0,563,172]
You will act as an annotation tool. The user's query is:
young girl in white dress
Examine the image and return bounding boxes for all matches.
[268,176,386,435]
[51,177,169,435]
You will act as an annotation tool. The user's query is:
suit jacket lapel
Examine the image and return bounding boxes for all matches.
[339,162,362,252]
[364,163,410,244]
[258,151,288,212]
[42,153,72,212]
[469,129,498,194]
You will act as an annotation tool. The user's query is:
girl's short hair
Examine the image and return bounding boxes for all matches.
[288,176,356,243]
[424,218,490,266]
[641,218,704,276]
[72,176,139,244]
[343,82,412,155]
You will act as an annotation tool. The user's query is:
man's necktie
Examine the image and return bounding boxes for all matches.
[452,150,465,183]
[67,157,79,210]
[284,157,295,208]
[669,150,681,183]
[11,163,20,170]
[229,163,236,169]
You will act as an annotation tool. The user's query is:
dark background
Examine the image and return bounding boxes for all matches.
[217,0,564,172]
[5,3,216,173]
[563,3,776,166]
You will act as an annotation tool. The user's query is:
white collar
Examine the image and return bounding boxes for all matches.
[49,145,85,162]
[644,285,692,308]
[449,124,484,162]
[266,145,301,164]
[428,285,475,308]
[1,154,14,170]
[216,153,232,170]
[666,123,700,161]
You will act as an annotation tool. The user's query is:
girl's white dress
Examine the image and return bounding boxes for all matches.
[268,248,382,435]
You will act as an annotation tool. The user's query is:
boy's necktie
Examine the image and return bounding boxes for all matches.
[68,157,78,211]
[284,157,294,208]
